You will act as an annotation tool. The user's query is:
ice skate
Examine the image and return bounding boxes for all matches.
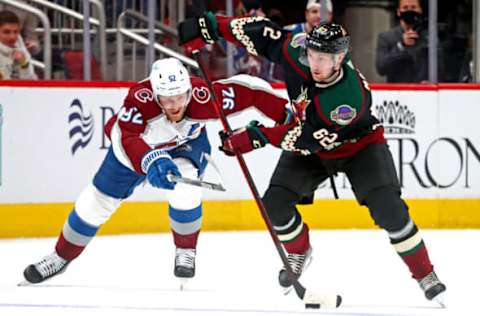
[20,252,69,285]
[417,271,446,307]
[278,247,312,294]
[174,248,196,290]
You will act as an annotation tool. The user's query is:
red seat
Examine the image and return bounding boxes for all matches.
[63,50,102,80]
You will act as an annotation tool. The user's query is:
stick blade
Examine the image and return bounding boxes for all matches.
[303,289,342,309]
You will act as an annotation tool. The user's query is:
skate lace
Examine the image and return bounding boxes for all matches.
[287,253,306,274]
[419,272,440,291]
[35,253,67,278]
[175,248,196,269]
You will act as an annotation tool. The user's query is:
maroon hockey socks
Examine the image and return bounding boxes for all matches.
[391,229,434,280]
[172,230,200,249]
[55,209,99,261]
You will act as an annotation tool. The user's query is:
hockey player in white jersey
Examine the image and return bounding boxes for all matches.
[21,57,290,286]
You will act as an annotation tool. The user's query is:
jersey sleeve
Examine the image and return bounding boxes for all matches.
[213,75,289,121]
[215,15,290,64]
[107,94,153,174]
[188,75,289,123]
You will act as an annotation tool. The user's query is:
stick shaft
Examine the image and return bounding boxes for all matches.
[168,174,225,191]
[192,51,304,294]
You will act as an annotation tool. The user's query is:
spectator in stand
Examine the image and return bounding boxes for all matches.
[284,0,333,34]
[375,0,445,83]
[0,1,40,55]
[0,10,37,80]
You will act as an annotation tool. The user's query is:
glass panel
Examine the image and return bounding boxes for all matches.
[439,0,473,82]
[344,0,474,83]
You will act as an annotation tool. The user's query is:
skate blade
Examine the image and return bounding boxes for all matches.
[17,280,33,287]
[178,277,189,291]
[283,286,293,295]
[433,292,446,308]
[280,254,313,296]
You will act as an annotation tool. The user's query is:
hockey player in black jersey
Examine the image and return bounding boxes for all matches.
[178,15,446,306]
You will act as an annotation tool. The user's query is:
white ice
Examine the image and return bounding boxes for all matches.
[1,230,479,316]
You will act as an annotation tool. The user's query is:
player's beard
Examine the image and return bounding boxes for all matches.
[311,66,339,82]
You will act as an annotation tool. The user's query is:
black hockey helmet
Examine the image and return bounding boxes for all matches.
[305,23,350,54]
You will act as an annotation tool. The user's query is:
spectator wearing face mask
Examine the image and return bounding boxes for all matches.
[284,0,333,34]
[375,0,444,82]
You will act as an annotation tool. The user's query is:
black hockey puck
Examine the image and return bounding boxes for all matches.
[305,303,321,309]
[336,295,342,307]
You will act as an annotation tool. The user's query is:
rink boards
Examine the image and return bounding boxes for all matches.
[0,81,479,237]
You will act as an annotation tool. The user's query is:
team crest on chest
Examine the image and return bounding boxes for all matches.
[192,87,210,104]
[330,104,357,125]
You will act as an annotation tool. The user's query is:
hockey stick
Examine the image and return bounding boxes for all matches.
[192,51,341,309]
[167,174,226,191]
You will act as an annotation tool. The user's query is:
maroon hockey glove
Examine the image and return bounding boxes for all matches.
[219,121,268,156]
[178,12,219,55]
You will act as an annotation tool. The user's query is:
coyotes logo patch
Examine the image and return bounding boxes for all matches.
[291,86,311,122]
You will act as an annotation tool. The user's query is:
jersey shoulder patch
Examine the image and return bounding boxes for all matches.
[128,80,154,105]
[283,33,310,78]
[190,76,211,104]
[290,32,307,48]
[123,80,161,120]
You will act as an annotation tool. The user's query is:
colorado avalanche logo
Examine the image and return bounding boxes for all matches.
[68,99,94,155]
[134,88,154,103]
[192,87,210,104]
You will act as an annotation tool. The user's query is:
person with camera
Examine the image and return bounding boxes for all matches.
[375,0,442,83]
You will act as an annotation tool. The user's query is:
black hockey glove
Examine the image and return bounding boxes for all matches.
[219,120,269,156]
[178,12,219,54]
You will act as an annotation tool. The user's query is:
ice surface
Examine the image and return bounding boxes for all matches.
[1,230,478,316]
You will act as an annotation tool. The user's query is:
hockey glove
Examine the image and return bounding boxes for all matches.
[178,12,219,55]
[143,150,181,190]
[219,120,268,156]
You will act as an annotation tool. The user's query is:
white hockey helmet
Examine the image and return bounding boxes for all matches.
[149,58,191,100]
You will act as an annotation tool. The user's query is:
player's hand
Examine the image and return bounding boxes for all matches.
[145,152,181,190]
[177,12,219,55]
[219,120,268,156]
[402,29,419,46]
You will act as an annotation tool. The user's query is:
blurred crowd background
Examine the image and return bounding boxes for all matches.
[0,0,474,83]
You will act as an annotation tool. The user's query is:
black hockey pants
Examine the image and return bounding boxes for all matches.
[262,143,410,232]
